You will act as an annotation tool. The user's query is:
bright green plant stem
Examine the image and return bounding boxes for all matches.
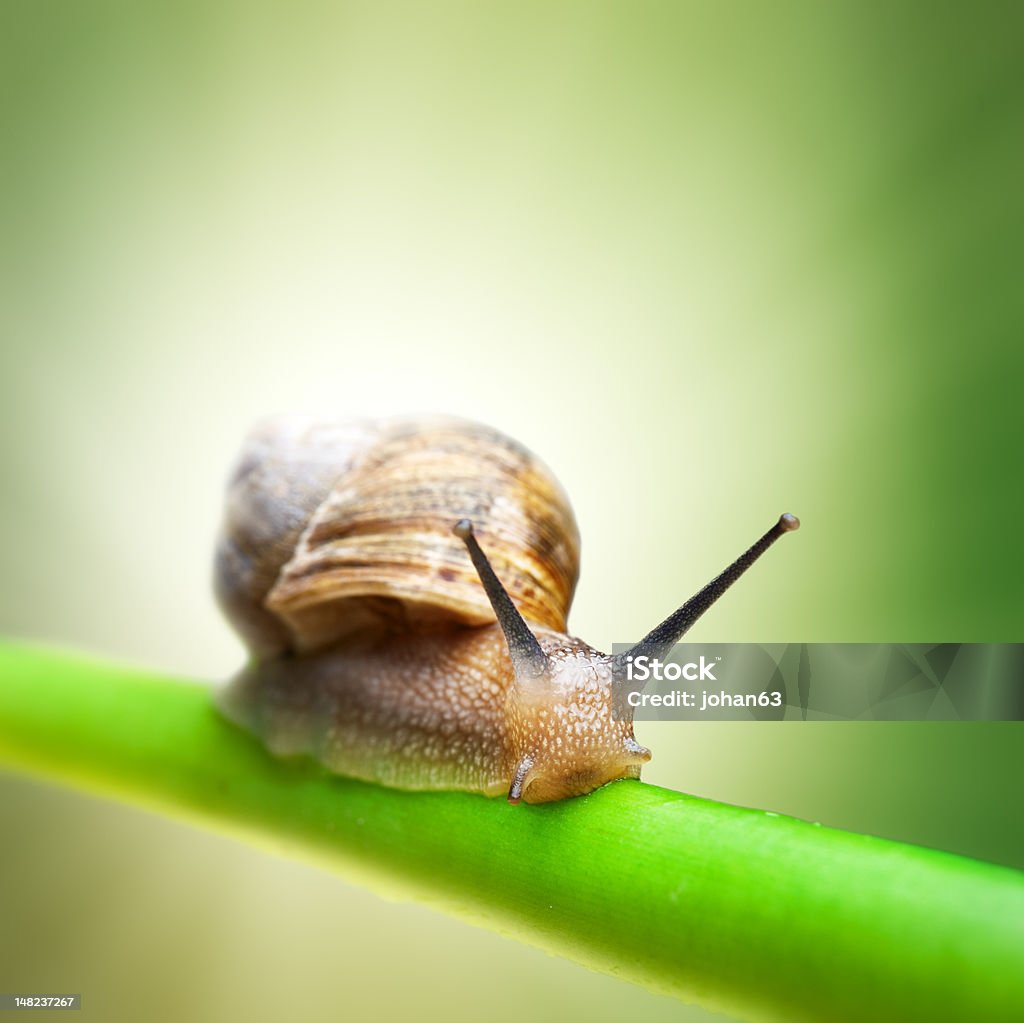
[0,641,1022,1023]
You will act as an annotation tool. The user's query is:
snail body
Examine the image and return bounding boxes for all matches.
[216,415,798,804]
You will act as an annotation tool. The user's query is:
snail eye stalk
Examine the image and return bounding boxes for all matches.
[619,514,800,668]
[453,519,549,680]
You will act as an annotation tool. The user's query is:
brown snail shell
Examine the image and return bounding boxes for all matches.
[215,415,580,657]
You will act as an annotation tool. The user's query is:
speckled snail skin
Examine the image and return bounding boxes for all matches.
[215,416,799,804]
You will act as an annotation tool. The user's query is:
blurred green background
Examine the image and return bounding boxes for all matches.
[1,3,1022,1022]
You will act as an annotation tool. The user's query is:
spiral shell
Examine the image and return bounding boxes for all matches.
[215,416,581,658]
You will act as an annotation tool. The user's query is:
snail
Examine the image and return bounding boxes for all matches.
[215,416,799,804]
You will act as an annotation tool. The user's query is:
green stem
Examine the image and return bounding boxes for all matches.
[0,641,1021,1023]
